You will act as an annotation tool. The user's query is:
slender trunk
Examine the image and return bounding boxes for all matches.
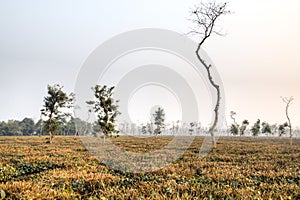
[196,44,220,149]
[103,105,109,143]
[286,104,292,146]
[39,119,43,137]
[75,121,78,136]
[49,131,53,143]
[49,113,53,143]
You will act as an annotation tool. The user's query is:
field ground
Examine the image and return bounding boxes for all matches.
[0,136,300,199]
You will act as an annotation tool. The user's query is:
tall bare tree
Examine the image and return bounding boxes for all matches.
[190,1,230,148]
[281,96,294,145]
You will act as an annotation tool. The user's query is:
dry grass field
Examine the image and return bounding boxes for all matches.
[0,136,299,199]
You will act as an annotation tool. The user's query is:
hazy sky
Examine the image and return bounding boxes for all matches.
[0,0,300,127]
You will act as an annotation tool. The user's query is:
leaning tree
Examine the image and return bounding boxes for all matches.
[41,84,74,143]
[281,96,294,145]
[190,1,230,148]
[88,85,120,143]
[230,111,239,136]
[240,120,249,136]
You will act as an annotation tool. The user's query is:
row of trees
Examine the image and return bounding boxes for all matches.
[0,118,35,136]
[2,115,298,138]
[0,117,91,137]
[0,81,298,143]
[229,95,295,145]
[229,117,297,137]
[1,118,298,137]
[40,83,174,143]
[118,119,300,137]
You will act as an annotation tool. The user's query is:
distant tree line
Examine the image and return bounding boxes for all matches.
[229,110,300,140]
[0,117,93,137]
[0,118,35,136]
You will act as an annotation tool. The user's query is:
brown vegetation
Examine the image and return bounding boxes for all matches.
[0,136,299,199]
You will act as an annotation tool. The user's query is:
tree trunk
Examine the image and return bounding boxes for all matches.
[48,131,53,144]
[48,114,53,144]
[286,103,292,146]
[196,45,220,149]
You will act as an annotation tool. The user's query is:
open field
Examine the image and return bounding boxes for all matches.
[0,136,300,199]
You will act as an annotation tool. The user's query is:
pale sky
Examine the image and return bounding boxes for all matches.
[0,0,300,127]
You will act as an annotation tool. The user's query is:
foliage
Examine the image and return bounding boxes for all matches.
[19,118,35,136]
[279,122,289,137]
[41,84,74,143]
[87,85,121,139]
[240,120,249,136]
[0,118,93,137]
[0,120,22,136]
[0,118,36,136]
[147,122,153,135]
[34,119,44,136]
[153,107,165,136]
[270,124,278,136]
[230,124,239,136]
[141,125,147,135]
[262,122,272,135]
[251,119,261,136]
[189,122,196,135]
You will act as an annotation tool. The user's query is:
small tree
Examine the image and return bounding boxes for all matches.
[270,124,278,136]
[251,119,261,137]
[141,125,147,135]
[230,124,239,136]
[190,1,230,148]
[147,122,154,135]
[229,111,239,136]
[41,84,74,143]
[261,122,272,136]
[153,107,165,136]
[281,96,294,145]
[278,122,289,137]
[88,85,120,143]
[240,120,249,136]
[189,122,196,135]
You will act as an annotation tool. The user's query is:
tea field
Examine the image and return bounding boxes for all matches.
[0,136,299,199]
